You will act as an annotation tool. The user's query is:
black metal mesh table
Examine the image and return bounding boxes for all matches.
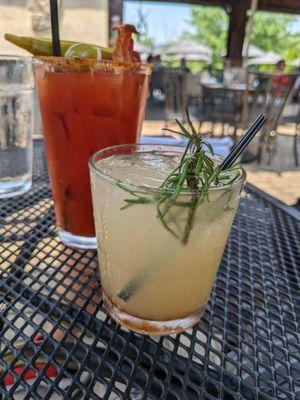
[0,140,299,400]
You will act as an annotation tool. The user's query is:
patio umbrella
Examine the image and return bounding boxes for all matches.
[290,58,300,67]
[245,44,265,58]
[134,41,152,54]
[170,52,212,63]
[246,51,282,66]
[165,39,212,56]
[134,42,152,61]
[221,45,265,59]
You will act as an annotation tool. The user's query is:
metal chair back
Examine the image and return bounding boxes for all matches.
[281,82,300,166]
[201,84,244,126]
[163,68,187,125]
[242,70,299,162]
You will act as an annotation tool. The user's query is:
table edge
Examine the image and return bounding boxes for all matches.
[245,182,300,222]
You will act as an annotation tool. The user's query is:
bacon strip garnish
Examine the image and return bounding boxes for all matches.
[112,24,141,62]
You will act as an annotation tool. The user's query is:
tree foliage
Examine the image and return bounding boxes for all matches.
[251,12,298,58]
[187,6,228,67]
[187,6,299,67]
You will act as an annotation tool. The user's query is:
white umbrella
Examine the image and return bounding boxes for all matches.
[165,39,212,56]
[246,51,282,66]
[221,45,265,59]
[134,42,152,54]
[290,58,300,67]
[245,44,265,58]
[134,42,153,62]
[170,52,211,63]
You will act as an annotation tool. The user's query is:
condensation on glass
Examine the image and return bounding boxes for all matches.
[0,56,34,198]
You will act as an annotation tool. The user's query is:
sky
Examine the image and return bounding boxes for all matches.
[124,1,192,45]
[124,1,300,46]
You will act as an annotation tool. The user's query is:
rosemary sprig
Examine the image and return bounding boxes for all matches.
[118,108,236,244]
[115,109,243,302]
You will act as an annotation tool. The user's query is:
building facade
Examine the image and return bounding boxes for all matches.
[0,0,109,55]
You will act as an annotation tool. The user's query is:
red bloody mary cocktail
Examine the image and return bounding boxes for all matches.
[35,57,151,248]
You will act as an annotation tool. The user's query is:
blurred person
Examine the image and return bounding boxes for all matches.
[147,53,154,100]
[150,55,164,102]
[275,59,286,74]
[146,53,153,64]
[152,55,162,72]
[272,59,293,91]
[179,57,191,74]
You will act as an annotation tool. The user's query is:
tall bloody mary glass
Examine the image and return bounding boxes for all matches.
[35,57,151,249]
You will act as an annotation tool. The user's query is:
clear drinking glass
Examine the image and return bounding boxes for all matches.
[0,56,34,198]
[89,144,246,335]
[34,57,151,250]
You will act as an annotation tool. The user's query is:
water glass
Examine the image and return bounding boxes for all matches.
[0,56,34,198]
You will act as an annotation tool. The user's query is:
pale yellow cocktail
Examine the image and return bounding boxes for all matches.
[89,144,245,335]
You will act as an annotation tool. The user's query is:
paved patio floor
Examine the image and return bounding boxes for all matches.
[141,120,300,207]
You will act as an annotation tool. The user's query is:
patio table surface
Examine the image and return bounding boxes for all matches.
[0,139,299,400]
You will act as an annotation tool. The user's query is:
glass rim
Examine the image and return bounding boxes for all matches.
[89,143,246,195]
[33,56,152,73]
[0,54,34,90]
[0,54,32,62]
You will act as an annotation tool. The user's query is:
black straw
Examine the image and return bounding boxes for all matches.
[50,0,61,56]
[220,114,267,171]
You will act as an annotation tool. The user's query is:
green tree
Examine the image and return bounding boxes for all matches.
[187,6,228,68]
[187,6,299,67]
[251,12,297,57]
[285,36,300,62]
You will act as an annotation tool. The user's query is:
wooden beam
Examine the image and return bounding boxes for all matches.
[258,0,300,14]
[108,0,123,45]
[226,0,249,66]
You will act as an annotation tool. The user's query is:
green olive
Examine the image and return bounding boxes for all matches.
[64,43,101,59]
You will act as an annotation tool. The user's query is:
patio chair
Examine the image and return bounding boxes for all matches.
[223,66,247,85]
[198,83,244,139]
[280,89,300,166]
[241,70,299,164]
[207,68,224,83]
[185,73,202,107]
[162,68,187,126]
[291,108,300,167]
[149,69,165,102]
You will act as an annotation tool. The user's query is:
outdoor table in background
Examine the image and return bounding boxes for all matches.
[199,83,257,140]
[201,83,249,91]
[0,139,299,399]
[201,82,256,102]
